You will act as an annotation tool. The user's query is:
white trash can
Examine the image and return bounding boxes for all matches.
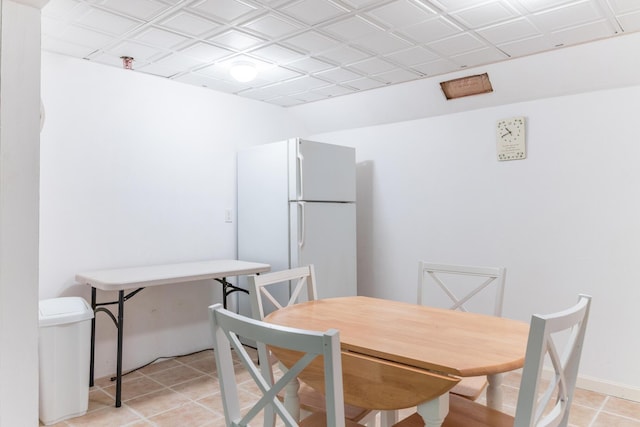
[38,297,94,425]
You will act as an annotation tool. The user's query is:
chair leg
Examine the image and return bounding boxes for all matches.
[380,410,399,427]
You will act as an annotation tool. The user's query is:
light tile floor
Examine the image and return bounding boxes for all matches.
[41,348,640,427]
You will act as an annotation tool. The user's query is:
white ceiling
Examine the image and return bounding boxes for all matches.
[42,0,640,107]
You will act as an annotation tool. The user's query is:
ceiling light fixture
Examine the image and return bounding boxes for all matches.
[230,61,258,83]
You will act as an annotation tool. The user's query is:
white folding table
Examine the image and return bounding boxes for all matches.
[76,259,270,407]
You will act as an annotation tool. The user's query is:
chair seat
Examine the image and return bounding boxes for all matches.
[393,395,513,427]
[301,412,366,427]
[449,375,488,401]
[297,383,372,422]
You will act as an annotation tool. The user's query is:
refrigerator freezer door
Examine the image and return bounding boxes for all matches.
[288,139,356,202]
[290,202,357,299]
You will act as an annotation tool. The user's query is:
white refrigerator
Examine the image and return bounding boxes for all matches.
[237,138,357,317]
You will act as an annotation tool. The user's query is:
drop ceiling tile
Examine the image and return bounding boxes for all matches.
[312,84,356,97]
[185,76,249,92]
[55,24,117,49]
[189,0,257,22]
[208,29,266,50]
[41,37,97,58]
[372,67,419,84]
[411,58,459,76]
[270,96,306,107]
[617,10,640,32]
[428,32,486,56]
[42,16,70,35]
[532,1,605,32]
[450,1,518,29]
[42,0,89,21]
[194,63,232,79]
[258,65,304,82]
[287,57,336,73]
[179,42,235,62]
[133,27,190,49]
[384,46,440,66]
[239,84,289,100]
[241,13,301,38]
[343,77,386,90]
[314,67,363,82]
[280,0,349,25]
[321,15,382,40]
[348,56,396,74]
[100,0,172,21]
[287,91,327,103]
[281,31,340,53]
[76,7,142,36]
[607,0,640,14]
[353,31,412,55]
[275,75,331,93]
[341,0,381,9]
[318,44,370,65]
[516,0,577,13]
[159,11,221,36]
[550,19,616,47]
[430,0,492,11]
[476,17,540,45]
[145,53,205,74]
[449,46,509,68]
[217,54,274,69]
[497,34,553,57]
[364,0,437,29]
[397,17,461,44]
[249,43,305,63]
[174,72,227,89]
[109,40,165,61]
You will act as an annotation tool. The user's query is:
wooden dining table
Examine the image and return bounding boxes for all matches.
[264,296,530,427]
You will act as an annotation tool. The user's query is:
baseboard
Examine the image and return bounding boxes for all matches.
[575,374,640,403]
[537,368,640,403]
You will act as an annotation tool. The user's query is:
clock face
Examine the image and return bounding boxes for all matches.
[496,116,526,161]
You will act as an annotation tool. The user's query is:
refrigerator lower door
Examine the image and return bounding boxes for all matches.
[290,202,357,299]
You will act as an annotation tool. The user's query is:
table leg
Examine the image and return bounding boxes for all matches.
[380,410,399,427]
[283,376,301,421]
[115,290,124,408]
[417,393,449,427]
[486,373,504,410]
[90,287,96,387]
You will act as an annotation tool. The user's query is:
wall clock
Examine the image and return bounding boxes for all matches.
[496,116,526,161]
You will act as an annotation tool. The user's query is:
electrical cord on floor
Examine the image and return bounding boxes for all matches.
[109,348,212,381]
[109,343,259,381]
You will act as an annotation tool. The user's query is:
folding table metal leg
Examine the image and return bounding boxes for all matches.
[89,287,96,387]
[116,290,124,407]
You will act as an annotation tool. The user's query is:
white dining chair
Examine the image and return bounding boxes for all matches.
[418,261,507,401]
[248,265,377,425]
[209,303,366,427]
[394,294,592,427]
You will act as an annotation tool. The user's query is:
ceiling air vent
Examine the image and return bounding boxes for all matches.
[440,73,493,100]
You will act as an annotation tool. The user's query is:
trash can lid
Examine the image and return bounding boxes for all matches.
[39,297,94,327]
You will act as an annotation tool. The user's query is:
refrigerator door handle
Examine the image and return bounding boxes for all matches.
[296,142,304,201]
[297,202,306,248]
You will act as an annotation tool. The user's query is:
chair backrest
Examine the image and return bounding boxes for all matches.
[249,265,318,321]
[418,261,506,316]
[209,303,346,427]
[514,294,592,427]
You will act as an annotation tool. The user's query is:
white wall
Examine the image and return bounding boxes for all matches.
[39,52,305,379]
[312,85,640,399]
[0,1,45,425]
